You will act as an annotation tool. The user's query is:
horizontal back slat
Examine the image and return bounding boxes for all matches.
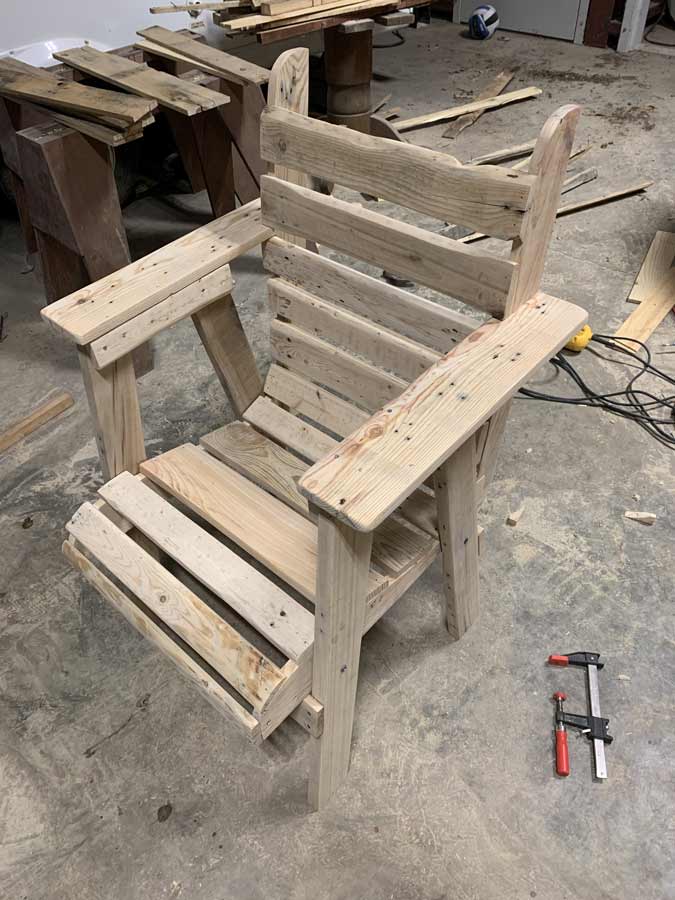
[261,176,515,318]
[270,320,406,412]
[269,278,439,382]
[261,108,534,239]
[264,238,480,353]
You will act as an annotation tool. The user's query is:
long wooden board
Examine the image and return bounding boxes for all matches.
[42,199,271,343]
[53,46,228,116]
[628,231,675,304]
[615,268,675,344]
[398,87,542,133]
[137,26,269,86]
[261,176,515,318]
[0,392,73,454]
[299,292,587,531]
[260,108,533,239]
[442,70,514,139]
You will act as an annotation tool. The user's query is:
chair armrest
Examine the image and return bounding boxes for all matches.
[298,291,587,532]
[41,199,272,346]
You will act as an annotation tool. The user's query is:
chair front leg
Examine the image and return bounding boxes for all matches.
[433,436,480,640]
[309,509,373,811]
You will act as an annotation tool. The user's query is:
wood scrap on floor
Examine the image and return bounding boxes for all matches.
[615,267,675,344]
[506,505,525,526]
[628,231,675,305]
[467,139,536,166]
[397,87,542,133]
[0,392,74,454]
[442,70,514,139]
[624,510,656,525]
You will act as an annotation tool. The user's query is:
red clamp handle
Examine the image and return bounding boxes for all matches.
[555,730,570,776]
[548,655,569,666]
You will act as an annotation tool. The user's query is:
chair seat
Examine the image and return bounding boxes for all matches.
[65,419,440,744]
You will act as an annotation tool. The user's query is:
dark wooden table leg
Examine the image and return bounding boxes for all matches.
[324,24,374,133]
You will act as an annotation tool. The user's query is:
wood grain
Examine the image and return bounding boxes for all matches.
[0,392,73,454]
[398,87,542,132]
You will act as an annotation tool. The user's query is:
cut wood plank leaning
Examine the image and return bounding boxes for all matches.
[0,392,74,454]
[442,70,514,139]
[628,231,675,305]
[615,267,675,345]
[398,87,542,133]
[137,25,269,85]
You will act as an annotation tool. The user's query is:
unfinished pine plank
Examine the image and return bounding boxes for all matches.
[264,364,370,436]
[139,443,386,603]
[53,46,228,116]
[561,167,597,194]
[151,2,245,10]
[262,0,349,13]
[78,349,145,480]
[89,265,233,369]
[63,539,263,743]
[200,421,433,577]
[42,199,271,344]
[466,139,536,166]
[269,279,439,382]
[434,439,480,640]
[0,59,156,128]
[0,392,73,454]
[299,292,587,532]
[244,395,338,460]
[271,320,407,412]
[309,513,372,810]
[261,176,515,317]
[225,0,389,29]
[67,502,285,708]
[263,238,481,353]
[398,87,542,133]
[615,268,675,344]
[137,26,269,85]
[99,471,314,661]
[192,294,262,416]
[442,70,515,139]
[629,231,675,304]
[260,108,534,238]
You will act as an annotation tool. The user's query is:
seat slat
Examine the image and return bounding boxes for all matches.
[264,238,480,354]
[269,278,439,383]
[66,502,285,710]
[261,175,515,318]
[271,321,407,412]
[99,471,314,662]
[200,421,435,577]
[260,108,533,239]
[139,443,387,603]
[63,539,263,744]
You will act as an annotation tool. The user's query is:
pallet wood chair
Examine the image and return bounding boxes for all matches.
[44,49,587,810]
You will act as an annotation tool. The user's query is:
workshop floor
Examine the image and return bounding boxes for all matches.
[1,22,674,900]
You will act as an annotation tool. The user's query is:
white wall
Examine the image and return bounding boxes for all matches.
[1,0,194,56]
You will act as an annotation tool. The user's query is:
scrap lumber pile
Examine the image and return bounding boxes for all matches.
[0,56,157,146]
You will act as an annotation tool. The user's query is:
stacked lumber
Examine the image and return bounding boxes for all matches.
[214,0,426,35]
[0,56,156,146]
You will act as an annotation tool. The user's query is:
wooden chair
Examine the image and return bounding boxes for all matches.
[42,50,587,810]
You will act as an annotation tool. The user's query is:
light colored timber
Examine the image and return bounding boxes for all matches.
[262,0,350,14]
[560,167,597,194]
[0,58,156,128]
[199,421,434,577]
[137,26,269,85]
[442,69,515,139]
[398,87,542,133]
[270,321,408,413]
[26,101,151,147]
[434,439,480,640]
[150,2,246,11]
[136,38,225,79]
[242,393,439,538]
[263,238,480,353]
[264,364,370,437]
[53,46,228,116]
[99,471,314,662]
[139,443,387,603]
[260,176,515,318]
[309,514,372,810]
[42,199,271,344]
[260,108,534,239]
[62,539,263,743]
[298,292,587,532]
[467,140,536,166]
[66,502,286,709]
[628,231,675,304]
[615,268,675,344]
[0,392,74,454]
[89,265,233,369]
[268,278,439,382]
[224,0,409,30]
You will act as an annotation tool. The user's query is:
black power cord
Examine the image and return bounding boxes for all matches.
[518,334,675,450]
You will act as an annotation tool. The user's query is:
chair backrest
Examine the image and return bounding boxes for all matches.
[259,50,579,420]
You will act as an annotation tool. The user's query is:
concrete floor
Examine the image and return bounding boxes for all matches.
[1,22,675,900]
